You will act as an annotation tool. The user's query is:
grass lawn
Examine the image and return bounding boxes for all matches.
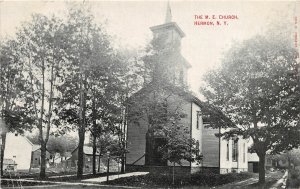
[1,171,120,187]
[104,171,253,188]
[1,183,132,189]
[215,170,284,189]
[0,180,54,187]
[2,169,119,181]
[2,170,77,179]
[244,171,284,189]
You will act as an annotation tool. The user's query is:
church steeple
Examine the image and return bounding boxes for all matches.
[165,1,172,23]
[149,2,191,87]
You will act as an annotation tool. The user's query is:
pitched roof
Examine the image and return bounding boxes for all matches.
[150,22,185,38]
[32,144,41,152]
[24,136,34,146]
[31,144,50,152]
[72,146,100,155]
[248,153,259,162]
[83,146,100,155]
[128,82,234,128]
[128,82,204,108]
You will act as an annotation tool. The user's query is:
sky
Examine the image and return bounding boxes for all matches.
[0,0,298,96]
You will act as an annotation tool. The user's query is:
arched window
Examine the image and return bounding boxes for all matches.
[196,111,201,129]
[226,141,229,161]
[243,143,246,163]
[232,139,238,162]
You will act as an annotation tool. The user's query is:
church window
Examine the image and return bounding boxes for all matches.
[226,141,229,161]
[243,143,246,163]
[196,111,201,129]
[232,139,238,162]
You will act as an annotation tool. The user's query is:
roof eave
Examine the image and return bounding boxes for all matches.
[150,22,186,38]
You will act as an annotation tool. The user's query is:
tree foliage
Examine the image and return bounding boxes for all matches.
[201,33,300,183]
[0,4,128,178]
[0,39,34,176]
[52,4,127,178]
[14,13,68,178]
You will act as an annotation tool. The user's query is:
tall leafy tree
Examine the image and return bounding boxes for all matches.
[16,14,67,178]
[55,5,94,178]
[201,33,300,183]
[158,105,203,184]
[56,4,124,178]
[86,40,125,175]
[0,39,33,176]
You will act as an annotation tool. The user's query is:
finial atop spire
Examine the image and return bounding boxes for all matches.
[165,1,172,23]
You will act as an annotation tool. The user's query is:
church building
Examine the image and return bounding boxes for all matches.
[125,3,248,174]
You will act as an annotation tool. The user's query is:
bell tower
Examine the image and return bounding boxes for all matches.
[149,2,191,87]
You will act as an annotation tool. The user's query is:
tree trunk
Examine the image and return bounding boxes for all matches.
[0,132,7,176]
[92,134,96,175]
[91,95,97,175]
[98,151,101,173]
[172,162,175,185]
[41,58,55,178]
[77,128,85,179]
[77,71,86,179]
[258,153,266,184]
[40,142,47,179]
[39,61,46,179]
[287,156,292,169]
[121,153,125,173]
[121,100,127,174]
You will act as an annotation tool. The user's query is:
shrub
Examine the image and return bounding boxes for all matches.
[287,169,300,188]
[106,171,252,187]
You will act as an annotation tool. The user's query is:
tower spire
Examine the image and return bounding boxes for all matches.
[165,1,172,23]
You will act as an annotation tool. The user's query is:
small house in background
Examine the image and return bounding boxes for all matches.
[69,145,120,173]
[30,144,51,169]
[265,155,277,170]
[248,152,259,173]
[248,152,279,173]
[70,146,100,172]
[4,133,33,171]
[3,133,50,172]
